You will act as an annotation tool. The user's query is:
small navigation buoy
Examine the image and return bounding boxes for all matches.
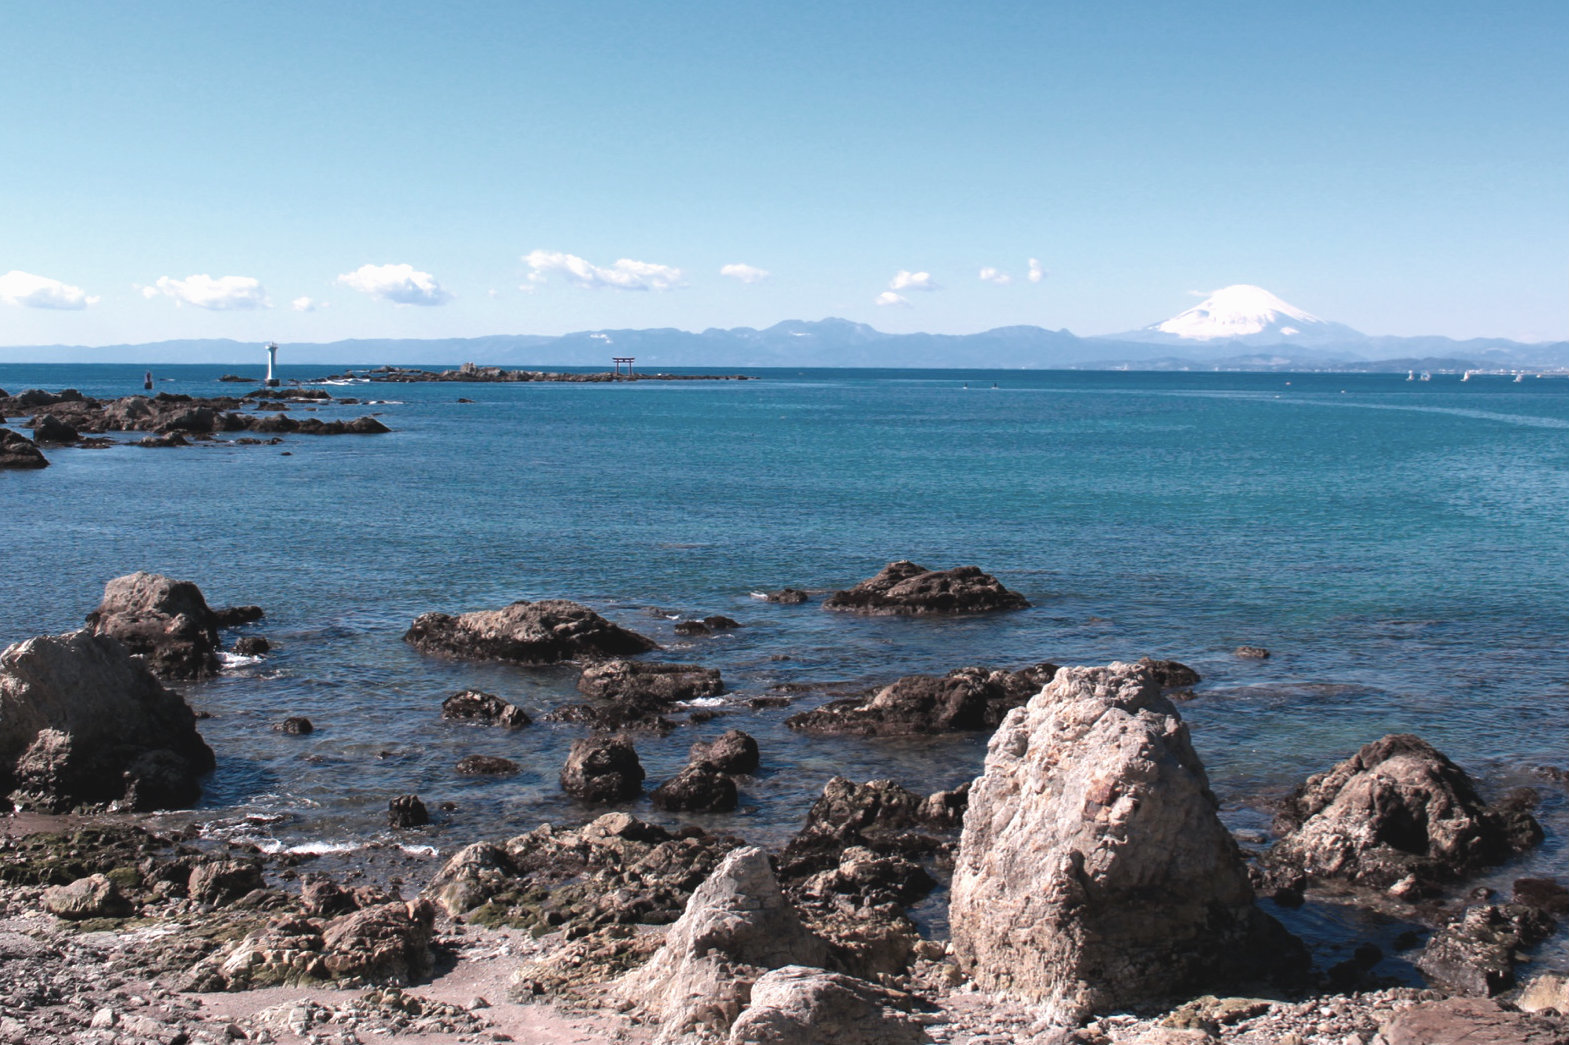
[143,370,153,390]
[264,341,280,387]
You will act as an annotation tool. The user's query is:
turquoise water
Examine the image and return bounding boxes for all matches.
[4,364,1569,902]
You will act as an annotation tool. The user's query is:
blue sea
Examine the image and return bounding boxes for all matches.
[4,363,1569,964]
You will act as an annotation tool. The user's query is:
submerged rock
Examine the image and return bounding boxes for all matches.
[785,662,1057,737]
[617,847,829,1044]
[1265,733,1542,893]
[403,599,657,664]
[0,630,215,812]
[456,754,519,776]
[823,561,1028,616]
[950,662,1302,1021]
[761,589,810,605]
[560,735,644,802]
[440,689,530,729]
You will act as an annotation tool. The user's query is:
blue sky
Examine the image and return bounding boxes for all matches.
[2,1,1565,347]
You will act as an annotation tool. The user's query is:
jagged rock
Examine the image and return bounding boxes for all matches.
[213,605,265,627]
[0,428,48,469]
[823,561,1028,616]
[677,615,743,636]
[301,877,360,918]
[1235,646,1271,659]
[440,690,530,728]
[652,762,738,813]
[618,847,829,1043]
[30,414,78,444]
[781,777,965,876]
[561,735,643,801]
[425,842,517,917]
[1417,903,1555,996]
[42,873,132,920]
[276,716,313,735]
[1266,733,1542,892]
[403,599,657,664]
[762,589,810,604]
[388,794,429,828]
[320,900,437,986]
[690,730,760,774]
[950,662,1302,1021]
[0,630,215,812]
[456,754,518,776]
[1374,997,1569,1045]
[786,663,1057,736]
[578,660,724,704]
[232,636,270,655]
[85,572,235,679]
[188,860,266,907]
[1137,657,1201,688]
[727,965,935,1045]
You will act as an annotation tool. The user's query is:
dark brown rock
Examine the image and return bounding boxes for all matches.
[30,413,79,444]
[1235,646,1271,659]
[1266,733,1543,891]
[320,899,437,986]
[1417,903,1555,996]
[403,599,657,664]
[440,690,530,728]
[388,794,429,828]
[651,762,738,813]
[762,588,810,604]
[213,605,265,627]
[690,730,760,775]
[560,735,644,802]
[0,427,49,469]
[188,860,266,907]
[786,662,1056,737]
[576,659,723,704]
[276,717,314,735]
[231,635,270,655]
[456,754,519,776]
[823,561,1028,616]
[1137,656,1202,688]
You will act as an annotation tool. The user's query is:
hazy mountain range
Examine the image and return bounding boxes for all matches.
[5,287,1565,372]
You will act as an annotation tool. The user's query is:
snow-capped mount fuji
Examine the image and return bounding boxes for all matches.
[1116,284,1366,347]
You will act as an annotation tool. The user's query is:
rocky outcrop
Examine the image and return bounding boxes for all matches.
[403,599,657,664]
[651,762,738,813]
[440,690,530,728]
[786,663,1057,736]
[30,414,79,445]
[84,572,260,680]
[0,388,389,443]
[0,427,49,469]
[823,561,1028,616]
[690,730,760,774]
[618,847,829,1043]
[455,755,518,776]
[560,735,644,802]
[1374,997,1569,1045]
[387,794,429,828]
[42,873,133,920]
[675,615,742,636]
[950,662,1301,1021]
[1265,733,1542,893]
[577,660,723,703]
[1416,903,1555,996]
[188,860,265,906]
[727,965,935,1045]
[760,589,810,604]
[0,630,215,812]
[320,900,437,985]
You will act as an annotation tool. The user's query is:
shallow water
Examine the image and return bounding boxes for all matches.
[5,363,1569,966]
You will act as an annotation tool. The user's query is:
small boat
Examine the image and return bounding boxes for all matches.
[1406,370,1415,381]
[1515,372,1525,383]
[1419,371,1432,382]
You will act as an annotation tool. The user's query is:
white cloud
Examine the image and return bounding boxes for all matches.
[1027,258,1045,283]
[336,263,453,306]
[889,269,939,292]
[0,270,96,310]
[523,249,683,291]
[148,274,270,310]
[291,296,326,312]
[875,291,910,307]
[720,262,770,284]
[979,267,1012,286]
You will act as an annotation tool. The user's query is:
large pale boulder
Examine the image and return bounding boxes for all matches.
[85,572,227,679]
[950,662,1298,1022]
[0,630,215,811]
[1266,733,1541,892]
[726,965,934,1045]
[619,846,829,1044]
[403,599,657,664]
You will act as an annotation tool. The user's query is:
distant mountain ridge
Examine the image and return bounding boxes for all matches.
[3,310,1566,372]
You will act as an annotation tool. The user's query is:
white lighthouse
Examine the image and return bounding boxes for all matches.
[264,342,279,387]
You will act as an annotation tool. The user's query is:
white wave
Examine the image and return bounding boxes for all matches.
[678,696,726,708]
[218,652,263,668]
[749,591,769,600]
[399,844,439,858]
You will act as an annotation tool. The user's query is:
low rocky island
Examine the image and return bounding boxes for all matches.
[314,363,753,383]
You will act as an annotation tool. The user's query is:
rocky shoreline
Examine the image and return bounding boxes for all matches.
[3,567,1569,1043]
[313,365,753,383]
